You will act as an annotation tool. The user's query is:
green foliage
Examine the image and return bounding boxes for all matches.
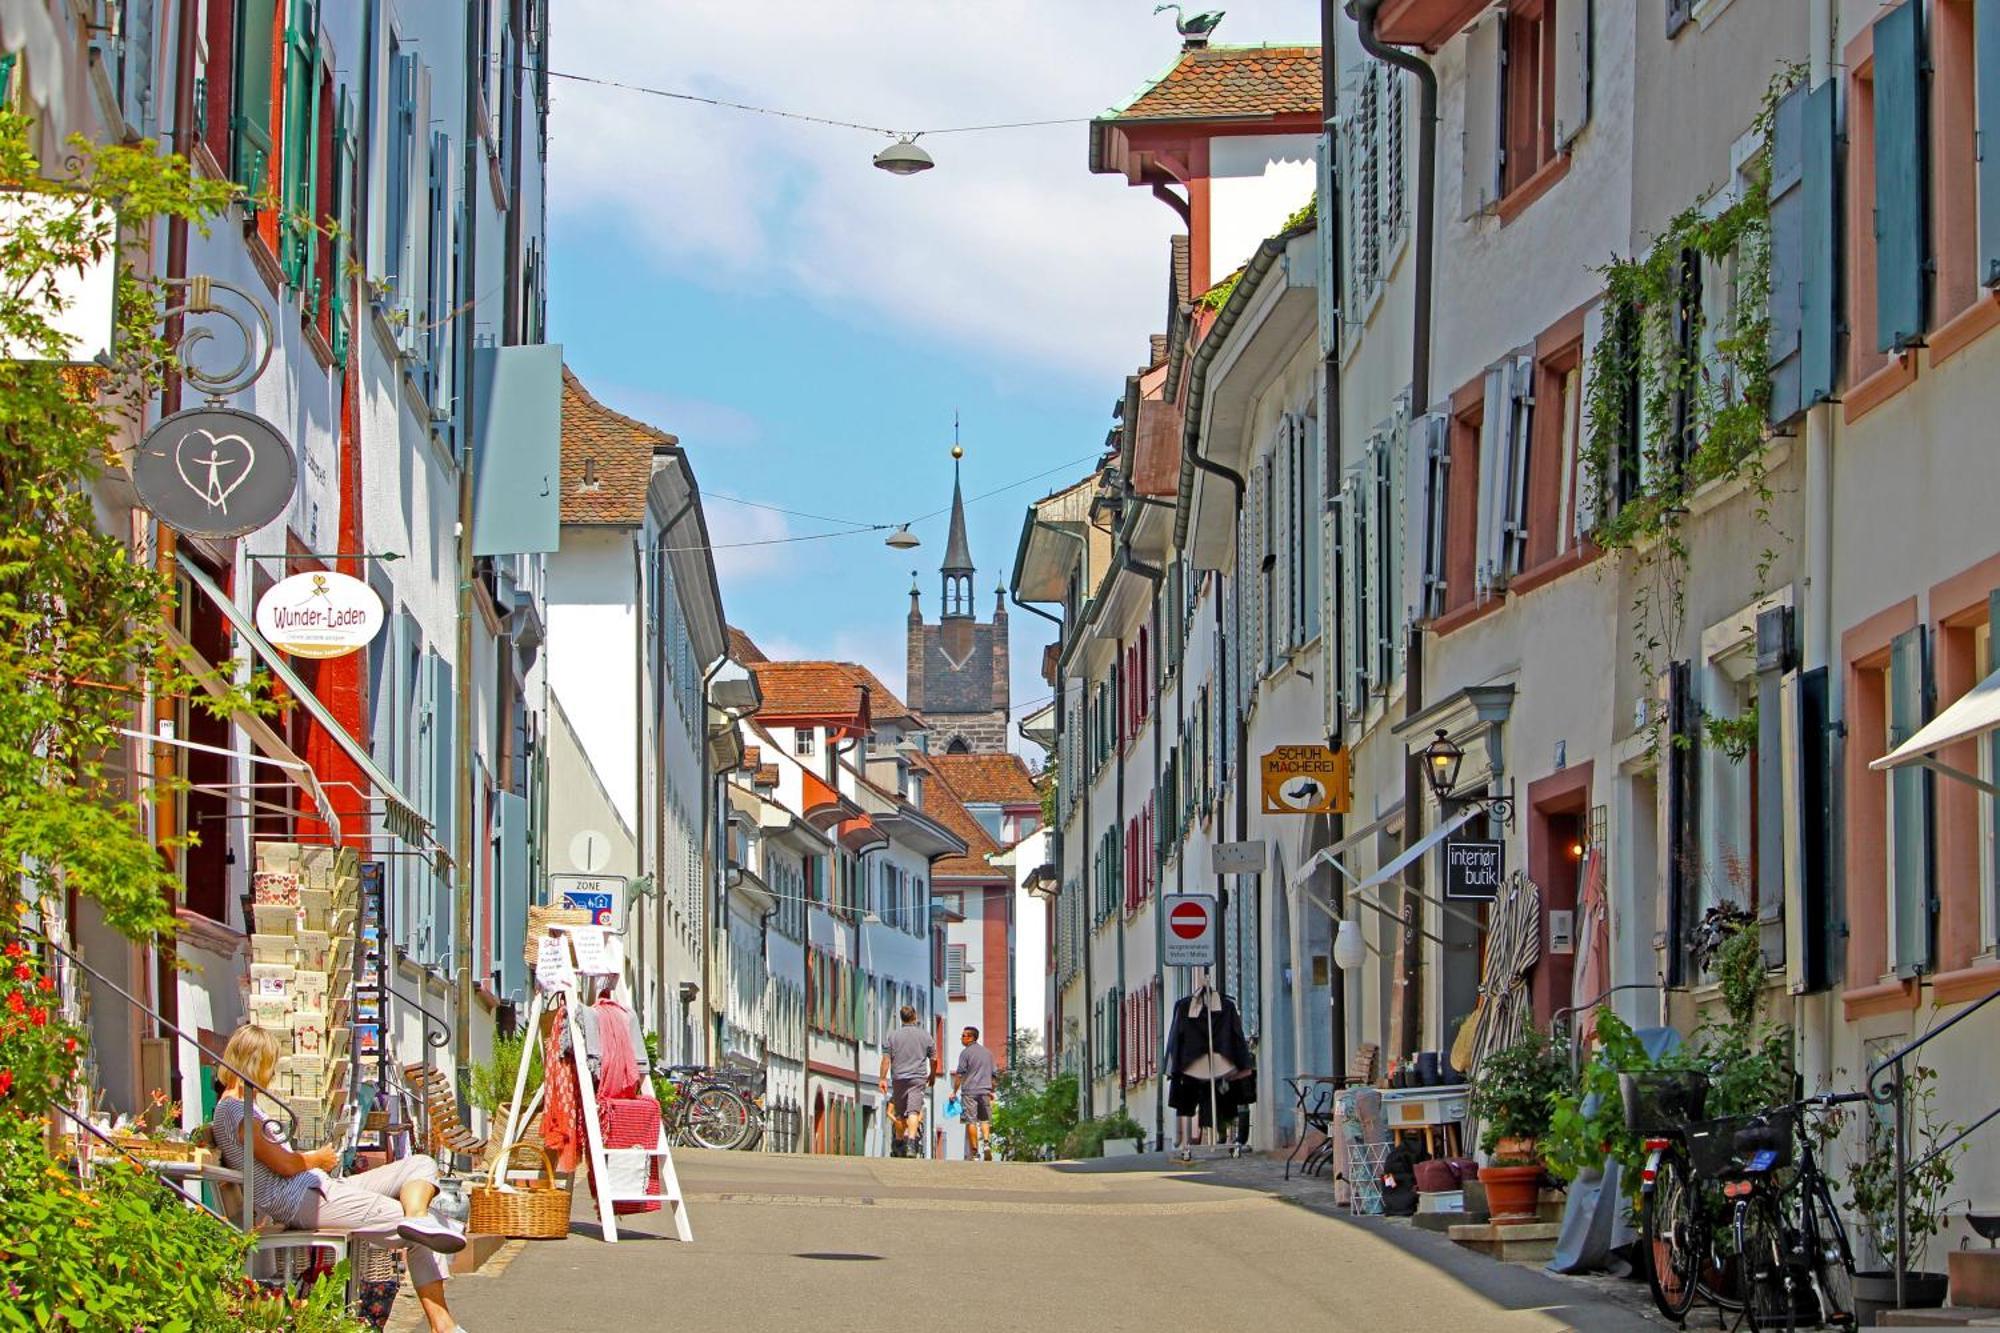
[1703,704,1759,764]
[991,1070,1078,1162]
[640,1030,679,1108]
[1062,1109,1147,1159]
[0,110,247,939]
[1846,1064,1963,1272]
[1195,266,1244,313]
[1543,1010,1651,1188]
[468,1029,542,1119]
[1469,1027,1569,1155]
[0,1113,364,1331]
[0,938,84,1117]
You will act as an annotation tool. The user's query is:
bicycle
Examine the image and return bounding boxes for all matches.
[655,1064,759,1151]
[1629,1069,1739,1323]
[1715,1092,1867,1331]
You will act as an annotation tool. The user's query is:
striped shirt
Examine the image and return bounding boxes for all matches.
[210,1095,325,1226]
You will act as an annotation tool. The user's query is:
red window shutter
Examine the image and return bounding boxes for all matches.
[204,0,237,171]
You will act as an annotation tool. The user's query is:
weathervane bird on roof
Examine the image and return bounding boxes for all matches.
[1154,4,1225,47]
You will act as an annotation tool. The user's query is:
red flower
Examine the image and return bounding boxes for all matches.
[12,964,28,981]
[28,1008,46,1027]
[35,977,51,992]
[63,1037,77,1053]
[3,942,21,958]
[0,1071,12,1096]
[4,992,22,1015]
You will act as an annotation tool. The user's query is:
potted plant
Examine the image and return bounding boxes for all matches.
[1469,1027,1567,1223]
[1847,1064,1961,1319]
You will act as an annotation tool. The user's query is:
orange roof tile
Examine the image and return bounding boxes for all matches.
[749,659,919,728]
[916,759,1005,880]
[559,367,677,526]
[1104,45,1321,123]
[927,752,1040,807]
[727,626,768,664]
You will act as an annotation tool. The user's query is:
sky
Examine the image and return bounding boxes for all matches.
[547,0,1313,761]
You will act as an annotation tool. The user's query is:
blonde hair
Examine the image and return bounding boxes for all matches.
[219,1023,281,1091]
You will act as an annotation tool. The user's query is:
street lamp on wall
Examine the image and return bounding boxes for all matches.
[1421,728,1513,823]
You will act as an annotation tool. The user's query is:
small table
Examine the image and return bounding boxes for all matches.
[1377,1086,1470,1160]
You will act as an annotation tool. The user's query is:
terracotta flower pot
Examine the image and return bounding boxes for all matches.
[1479,1162,1544,1224]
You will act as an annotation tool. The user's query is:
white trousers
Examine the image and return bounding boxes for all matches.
[293,1153,448,1289]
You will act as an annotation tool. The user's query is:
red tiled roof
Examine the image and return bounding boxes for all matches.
[749,659,919,728]
[559,367,676,526]
[1104,45,1321,123]
[727,626,768,664]
[916,759,1004,880]
[927,753,1040,807]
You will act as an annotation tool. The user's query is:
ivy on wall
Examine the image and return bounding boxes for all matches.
[1578,68,1804,750]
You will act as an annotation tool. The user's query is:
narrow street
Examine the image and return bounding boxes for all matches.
[426,1152,1658,1331]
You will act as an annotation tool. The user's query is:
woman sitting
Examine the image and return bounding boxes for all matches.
[211,1023,469,1333]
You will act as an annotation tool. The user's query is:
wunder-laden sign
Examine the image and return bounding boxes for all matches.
[1444,839,1506,902]
[1260,744,1351,815]
[255,570,385,659]
[1162,892,1218,967]
[132,406,297,538]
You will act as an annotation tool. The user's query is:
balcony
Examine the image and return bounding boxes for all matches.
[1373,0,1491,51]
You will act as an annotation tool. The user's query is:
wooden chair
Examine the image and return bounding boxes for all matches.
[191,1124,358,1296]
[403,1062,485,1166]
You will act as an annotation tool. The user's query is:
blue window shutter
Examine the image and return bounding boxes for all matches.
[1887,626,1931,977]
[496,793,529,999]
[1977,0,2000,285]
[1873,0,1929,353]
[1767,82,1807,424]
[1801,80,1841,407]
[432,654,456,968]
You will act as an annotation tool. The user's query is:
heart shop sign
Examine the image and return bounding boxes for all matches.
[132,407,297,539]
[256,570,384,659]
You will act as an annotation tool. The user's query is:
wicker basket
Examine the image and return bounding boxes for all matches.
[467,1147,570,1239]
[112,1135,206,1163]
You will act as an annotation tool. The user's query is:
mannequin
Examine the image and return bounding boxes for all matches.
[1164,968,1255,1159]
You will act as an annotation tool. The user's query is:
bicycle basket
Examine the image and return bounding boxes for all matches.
[1685,1109,1795,1180]
[1618,1069,1709,1136]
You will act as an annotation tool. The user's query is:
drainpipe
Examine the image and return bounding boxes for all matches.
[1352,0,1440,1061]
[452,0,484,1110]
[1320,0,1351,1093]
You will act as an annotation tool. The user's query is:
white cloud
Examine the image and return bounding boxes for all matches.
[587,380,764,449]
[699,500,796,584]
[753,627,909,708]
[549,0,1313,386]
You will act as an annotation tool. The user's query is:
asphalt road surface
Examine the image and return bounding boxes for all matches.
[427,1150,1660,1332]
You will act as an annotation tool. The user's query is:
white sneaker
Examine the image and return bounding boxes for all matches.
[398,1210,468,1254]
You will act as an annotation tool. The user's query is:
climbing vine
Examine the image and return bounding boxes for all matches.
[1579,67,1804,750]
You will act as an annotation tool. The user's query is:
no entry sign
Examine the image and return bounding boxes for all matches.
[1163,893,1217,967]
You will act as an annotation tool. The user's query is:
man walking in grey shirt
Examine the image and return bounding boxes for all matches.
[952,1026,997,1161]
[878,1006,936,1158]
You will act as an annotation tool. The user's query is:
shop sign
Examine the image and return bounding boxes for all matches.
[1210,841,1267,875]
[1443,839,1505,901]
[255,571,384,659]
[1260,744,1351,814]
[1163,893,1217,967]
[133,406,297,538]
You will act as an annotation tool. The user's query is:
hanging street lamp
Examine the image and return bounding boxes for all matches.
[873,137,935,175]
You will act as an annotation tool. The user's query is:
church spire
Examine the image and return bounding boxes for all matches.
[940,419,974,619]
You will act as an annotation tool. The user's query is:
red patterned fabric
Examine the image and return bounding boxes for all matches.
[542,997,584,1173]
[592,996,641,1101]
[591,1095,662,1214]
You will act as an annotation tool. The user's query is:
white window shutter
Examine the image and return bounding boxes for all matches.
[1274,422,1293,658]
[1360,437,1383,691]
[1383,66,1408,245]
[1361,67,1382,289]
[1503,352,1536,579]
[1403,409,1432,625]
[1338,474,1363,716]
[1417,411,1450,618]
[1474,364,1509,596]
[1461,12,1504,218]
[1553,0,1592,151]
[1372,437,1394,685]
[1387,404,1409,678]
[1320,496,1339,729]
[1318,133,1339,357]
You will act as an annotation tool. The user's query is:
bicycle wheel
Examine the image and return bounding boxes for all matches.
[1739,1194,1795,1333]
[1645,1151,1702,1322]
[1803,1176,1856,1326]
[685,1086,752,1151]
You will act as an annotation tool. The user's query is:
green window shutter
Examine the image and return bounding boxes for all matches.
[1801,80,1841,407]
[232,0,279,197]
[387,51,415,288]
[1888,626,1932,977]
[279,0,320,291]
[1978,0,2000,285]
[1767,81,1808,424]
[1873,0,1929,353]
[330,89,355,364]
[0,52,16,102]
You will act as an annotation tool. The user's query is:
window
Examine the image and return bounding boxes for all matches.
[1442,391,1484,616]
[1501,1,1558,197]
[794,728,816,757]
[1526,335,1585,570]
[1475,353,1534,594]
[947,944,966,1001]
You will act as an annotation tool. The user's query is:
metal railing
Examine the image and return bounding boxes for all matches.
[50,1102,223,1219]
[1863,980,2000,1312]
[1550,982,1664,1073]
[22,925,294,1235]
